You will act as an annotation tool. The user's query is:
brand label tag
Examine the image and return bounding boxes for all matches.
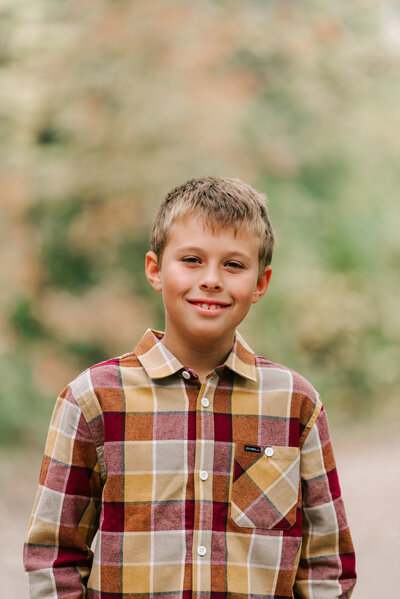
[244,444,261,453]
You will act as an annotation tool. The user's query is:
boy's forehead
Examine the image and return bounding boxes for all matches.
[161,214,261,261]
[169,213,251,240]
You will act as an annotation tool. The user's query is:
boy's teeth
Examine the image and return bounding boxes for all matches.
[197,303,220,310]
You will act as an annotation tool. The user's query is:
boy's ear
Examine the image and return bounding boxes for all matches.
[252,266,272,304]
[145,251,162,292]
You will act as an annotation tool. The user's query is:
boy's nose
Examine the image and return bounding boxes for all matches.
[199,268,223,291]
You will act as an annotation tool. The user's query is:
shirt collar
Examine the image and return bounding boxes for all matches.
[134,329,257,382]
[225,330,257,382]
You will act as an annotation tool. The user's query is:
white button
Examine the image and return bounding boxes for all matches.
[182,370,191,380]
[201,398,210,408]
[264,446,274,457]
[197,545,207,556]
[199,470,209,481]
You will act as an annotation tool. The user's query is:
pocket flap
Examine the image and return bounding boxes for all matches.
[231,443,300,530]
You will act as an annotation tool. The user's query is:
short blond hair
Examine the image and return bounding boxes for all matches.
[150,177,276,279]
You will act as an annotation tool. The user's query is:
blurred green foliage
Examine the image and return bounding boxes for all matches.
[0,0,399,445]
[29,197,100,292]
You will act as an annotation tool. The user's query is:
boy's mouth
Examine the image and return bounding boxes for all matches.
[187,299,230,312]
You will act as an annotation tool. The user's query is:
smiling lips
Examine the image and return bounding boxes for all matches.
[187,299,230,312]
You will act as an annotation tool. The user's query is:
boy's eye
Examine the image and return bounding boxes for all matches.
[225,261,244,269]
[182,256,201,264]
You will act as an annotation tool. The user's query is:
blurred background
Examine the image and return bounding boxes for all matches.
[1,0,399,596]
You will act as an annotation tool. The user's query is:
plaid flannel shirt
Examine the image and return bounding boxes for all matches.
[24,328,356,598]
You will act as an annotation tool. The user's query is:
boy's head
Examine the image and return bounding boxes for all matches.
[146,177,275,361]
[150,176,276,280]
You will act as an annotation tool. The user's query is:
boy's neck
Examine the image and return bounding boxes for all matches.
[160,329,235,383]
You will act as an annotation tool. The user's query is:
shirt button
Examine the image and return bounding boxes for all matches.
[199,470,209,481]
[197,545,207,556]
[264,446,274,457]
[201,397,210,408]
[182,370,191,380]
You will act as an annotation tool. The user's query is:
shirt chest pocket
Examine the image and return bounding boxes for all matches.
[230,443,300,530]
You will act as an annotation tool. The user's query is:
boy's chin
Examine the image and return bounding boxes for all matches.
[185,324,236,346]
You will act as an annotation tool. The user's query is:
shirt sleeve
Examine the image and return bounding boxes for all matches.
[294,406,357,598]
[23,385,103,598]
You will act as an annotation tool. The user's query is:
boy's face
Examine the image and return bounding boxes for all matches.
[145,214,272,355]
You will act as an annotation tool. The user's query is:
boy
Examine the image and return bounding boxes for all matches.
[24,177,356,598]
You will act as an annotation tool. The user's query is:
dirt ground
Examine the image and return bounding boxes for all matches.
[1,423,399,598]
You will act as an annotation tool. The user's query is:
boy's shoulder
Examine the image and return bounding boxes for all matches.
[251,353,323,437]
[67,348,142,397]
[57,348,144,445]
[235,330,319,401]
[255,354,318,400]
[63,328,172,407]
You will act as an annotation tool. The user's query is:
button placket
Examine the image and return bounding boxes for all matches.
[192,378,217,590]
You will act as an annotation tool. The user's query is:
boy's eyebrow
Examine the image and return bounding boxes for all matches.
[176,245,253,260]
